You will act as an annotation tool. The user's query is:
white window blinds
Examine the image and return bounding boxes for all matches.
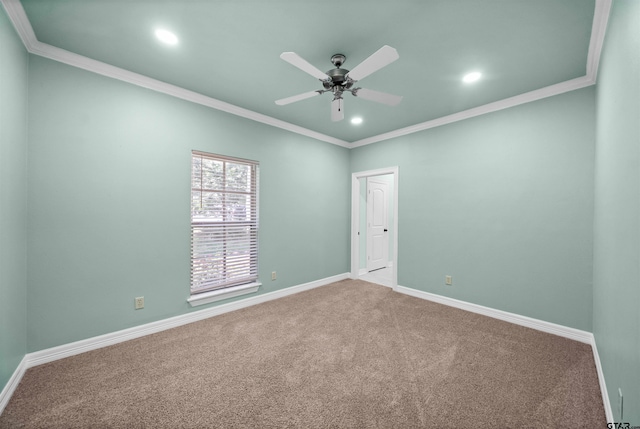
[191,151,259,295]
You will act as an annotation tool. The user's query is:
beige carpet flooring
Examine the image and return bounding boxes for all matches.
[0,279,606,428]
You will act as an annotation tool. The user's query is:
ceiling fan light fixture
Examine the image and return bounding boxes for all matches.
[155,29,178,46]
[463,71,482,83]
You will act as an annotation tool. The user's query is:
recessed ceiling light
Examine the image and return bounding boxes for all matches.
[155,29,178,46]
[351,117,363,125]
[463,71,482,83]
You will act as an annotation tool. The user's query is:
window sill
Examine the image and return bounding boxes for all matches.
[187,282,262,307]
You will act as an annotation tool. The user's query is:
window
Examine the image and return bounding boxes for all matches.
[189,151,259,305]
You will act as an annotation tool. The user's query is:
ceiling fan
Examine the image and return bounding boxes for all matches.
[275,45,403,122]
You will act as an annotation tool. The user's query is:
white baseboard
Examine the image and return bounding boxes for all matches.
[1,274,342,415]
[1,275,612,423]
[591,338,614,423]
[395,285,593,343]
[0,356,27,415]
[395,284,612,422]
[23,273,348,369]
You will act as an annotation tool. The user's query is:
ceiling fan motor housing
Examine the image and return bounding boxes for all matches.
[324,69,354,99]
[325,68,351,86]
[324,54,354,92]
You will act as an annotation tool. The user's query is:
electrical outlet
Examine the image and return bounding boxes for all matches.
[445,275,452,285]
[134,296,144,310]
[618,388,623,420]
[271,271,277,281]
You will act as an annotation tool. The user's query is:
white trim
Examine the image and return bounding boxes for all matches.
[591,338,614,423]
[348,0,611,147]
[395,285,593,343]
[0,0,349,149]
[23,273,348,369]
[395,284,613,422]
[187,282,262,307]
[349,76,594,148]
[0,0,37,51]
[351,167,399,289]
[0,274,345,414]
[0,0,611,148]
[0,356,27,415]
[1,277,613,422]
[586,0,613,81]
[358,268,367,276]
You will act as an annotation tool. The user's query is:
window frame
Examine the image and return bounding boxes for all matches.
[188,150,260,306]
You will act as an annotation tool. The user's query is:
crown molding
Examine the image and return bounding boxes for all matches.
[0,0,349,148]
[39,42,351,148]
[350,0,611,148]
[1,0,610,149]
[349,75,594,148]
[586,0,613,81]
[1,0,35,50]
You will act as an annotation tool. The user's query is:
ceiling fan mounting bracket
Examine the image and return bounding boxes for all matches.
[330,54,346,68]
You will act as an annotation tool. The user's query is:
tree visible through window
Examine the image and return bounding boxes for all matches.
[191,151,259,295]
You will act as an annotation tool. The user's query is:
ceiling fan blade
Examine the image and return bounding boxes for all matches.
[280,52,330,81]
[275,90,321,106]
[354,88,403,106]
[345,45,399,82]
[331,98,344,122]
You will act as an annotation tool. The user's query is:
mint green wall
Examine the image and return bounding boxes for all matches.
[26,55,350,352]
[5,5,636,418]
[0,5,28,394]
[351,88,596,331]
[593,0,640,423]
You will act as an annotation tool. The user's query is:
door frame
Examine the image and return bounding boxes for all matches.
[351,166,399,290]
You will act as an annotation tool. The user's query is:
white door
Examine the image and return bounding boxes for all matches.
[366,178,389,272]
